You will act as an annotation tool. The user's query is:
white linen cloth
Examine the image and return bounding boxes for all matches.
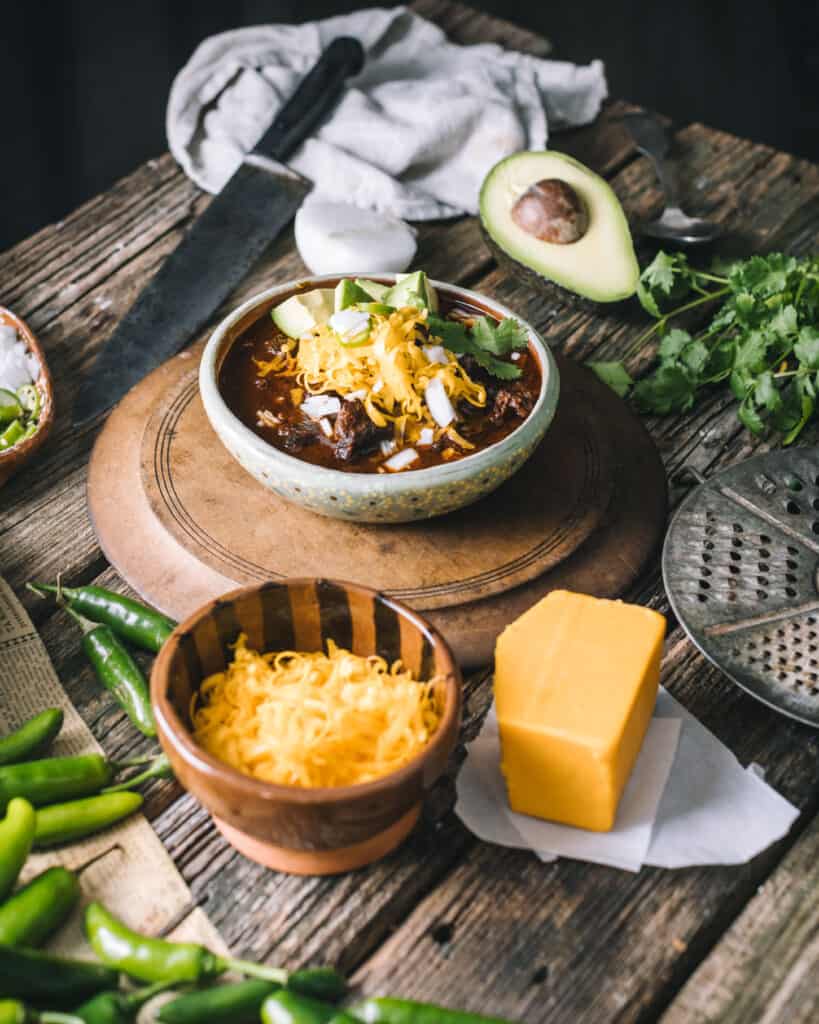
[456,689,799,872]
[166,6,607,219]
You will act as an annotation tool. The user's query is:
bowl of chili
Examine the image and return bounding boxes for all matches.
[151,577,462,875]
[199,274,559,522]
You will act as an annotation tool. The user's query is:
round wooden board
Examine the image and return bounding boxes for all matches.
[138,348,613,612]
[88,345,667,668]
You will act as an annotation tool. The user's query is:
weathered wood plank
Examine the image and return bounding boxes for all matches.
[660,811,819,1024]
[411,0,551,55]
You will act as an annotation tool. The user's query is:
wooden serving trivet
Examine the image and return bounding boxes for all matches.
[88,343,667,667]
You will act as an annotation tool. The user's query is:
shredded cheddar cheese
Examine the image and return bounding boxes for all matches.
[256,307,486,445]
[191,635,444,788]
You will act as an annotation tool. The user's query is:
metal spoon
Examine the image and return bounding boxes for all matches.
[622,112,724,246]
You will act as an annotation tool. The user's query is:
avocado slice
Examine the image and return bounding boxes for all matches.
[354,278,391,302]
[384,271,439,312]
[479,151,639,303]
[335,279,374,311]
[271,288,335,339]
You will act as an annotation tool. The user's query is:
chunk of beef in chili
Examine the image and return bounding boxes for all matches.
[458,354,535,424]
[333,399,389,462]
[276,418,320,453]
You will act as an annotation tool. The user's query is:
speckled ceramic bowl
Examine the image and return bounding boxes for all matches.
[199,275,559,523]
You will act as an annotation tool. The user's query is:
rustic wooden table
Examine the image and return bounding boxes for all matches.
[3,2,819,1021]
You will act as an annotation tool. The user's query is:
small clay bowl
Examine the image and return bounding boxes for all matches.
[151,578,462,875]
[0,307,55,488]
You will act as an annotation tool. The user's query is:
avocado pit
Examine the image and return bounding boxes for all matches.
[510,178,588,245]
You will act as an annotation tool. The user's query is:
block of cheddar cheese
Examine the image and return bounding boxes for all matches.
[494,590,666,832]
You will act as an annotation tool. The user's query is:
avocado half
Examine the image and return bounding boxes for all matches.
[479,151,639,304]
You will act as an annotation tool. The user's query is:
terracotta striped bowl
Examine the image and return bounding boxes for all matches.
[151,578,462,875]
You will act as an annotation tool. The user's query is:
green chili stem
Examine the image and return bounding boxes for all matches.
[222,958,289,986]
[62,604,96,635]
[104,755,173,793]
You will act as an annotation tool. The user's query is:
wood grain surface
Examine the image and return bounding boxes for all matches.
[2,2,819,1021]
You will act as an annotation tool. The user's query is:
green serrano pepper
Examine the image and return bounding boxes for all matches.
[157,980,280,1024]
[64,607,155,738]
[0,945,118,1006]
[85,903,346,997]
[350,999,515,1024]
[0,710,63,765]
[0,866,79,945]
[0,1001,81,1024]
[33,792,143,848]
[0,798,35,901]
[72,980,174,1024]
[28,583,176,654]
[262,992,358,1024]
[0,754,112,813]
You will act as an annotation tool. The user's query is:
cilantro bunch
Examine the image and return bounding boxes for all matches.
[429,314,529,380]
[591,251,819,444]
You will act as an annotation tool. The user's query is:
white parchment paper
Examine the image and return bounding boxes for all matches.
[456,688,799,872]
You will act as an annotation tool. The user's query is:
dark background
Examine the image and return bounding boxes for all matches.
[2,1,818,252]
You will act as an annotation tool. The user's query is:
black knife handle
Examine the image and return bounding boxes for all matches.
[252,36,365,163]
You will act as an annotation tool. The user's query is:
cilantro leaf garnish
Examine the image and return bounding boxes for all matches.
[589,250,819,444]
[587,361,633,398]
[428,314,528,379]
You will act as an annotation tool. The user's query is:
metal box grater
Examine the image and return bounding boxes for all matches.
[663,449,819,727]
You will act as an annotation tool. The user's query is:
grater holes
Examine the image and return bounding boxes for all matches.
[786,574,797,583]
[813,498,819,512]
[786,475,803,491]
[732,523,744,532]
[757,589,768,600]
[812,522,819,535]
[786,587,798,597]
[788,545,799,556]
[786,559,798,570]
[759,548,771,559]
[786,499,801,514]
[698,579,711,590]
[731,536,743,548]
[758,562,770,572]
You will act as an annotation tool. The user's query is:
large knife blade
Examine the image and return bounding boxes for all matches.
[73,36,364,426]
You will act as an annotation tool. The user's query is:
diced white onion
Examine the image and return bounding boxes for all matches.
[372,379,384,395]
[423,344,447,365]
[425,376,455,428]
[346,389,367,401]
[380,439,397,456]
[418,427,435,446]
[0,326,18,354]
[300,395,341,419]
[385,447,419,471]
[294,196,417,275]
[319,417,334,438]
[329,309,371,342]
[0,327,36,392]
[511,351,521,361]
